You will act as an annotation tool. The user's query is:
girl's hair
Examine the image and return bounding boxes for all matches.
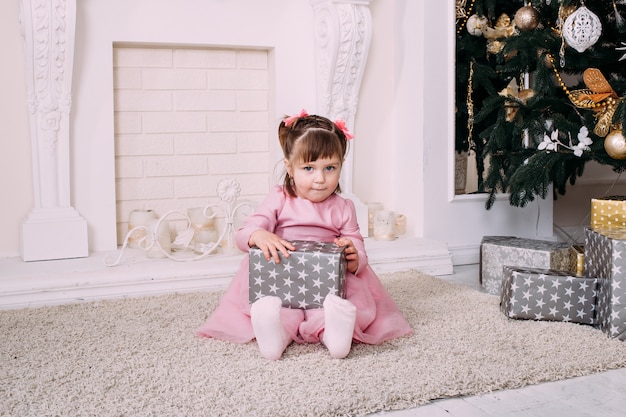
[278,114,349,198]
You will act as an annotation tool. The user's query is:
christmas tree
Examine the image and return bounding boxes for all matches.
[456,0,626,209]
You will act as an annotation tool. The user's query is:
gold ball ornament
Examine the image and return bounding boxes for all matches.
[514,6,540,31]
[604,129,626,160]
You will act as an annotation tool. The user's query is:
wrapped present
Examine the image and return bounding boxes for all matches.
[591,196,626,230]
[480,236,574,296]
[570,244,584,277]
[584,227,626,340]
[500,266,598,324]
[249,240,347,309]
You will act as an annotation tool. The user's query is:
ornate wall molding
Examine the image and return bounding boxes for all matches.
[310,0,371,193]
[19,0,87,261]
[311,0,371,233]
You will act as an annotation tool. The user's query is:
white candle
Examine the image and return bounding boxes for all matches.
[128,209,157,248]
[374,210,396,241]
[187,207,218,246]
[367,202,384,237]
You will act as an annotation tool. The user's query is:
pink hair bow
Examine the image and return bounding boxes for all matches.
[283,109,308,127]
[334,119,354,140]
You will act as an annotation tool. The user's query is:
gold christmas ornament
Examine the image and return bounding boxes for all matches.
[548,58,620,138]
[514,5,540,31]
[604,128,626,160]
[498,78,535,122]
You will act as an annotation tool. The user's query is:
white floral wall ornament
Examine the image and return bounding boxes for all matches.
[105,178,255,266]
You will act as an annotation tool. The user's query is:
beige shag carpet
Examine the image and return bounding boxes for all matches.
[2,269,626,417]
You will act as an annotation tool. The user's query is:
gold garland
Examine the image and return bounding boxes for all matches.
[548,54,621,137]
[547,54,612,110]
[467,60,475,145]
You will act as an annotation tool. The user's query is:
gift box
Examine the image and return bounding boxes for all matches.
[500,266,598,324]
[591,196,626,230]
[570,244,584,277]
[480,236,574,296]
[249,240,347,309]
[584,227,626,340]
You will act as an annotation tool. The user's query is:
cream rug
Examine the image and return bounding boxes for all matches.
[2,270,626,417]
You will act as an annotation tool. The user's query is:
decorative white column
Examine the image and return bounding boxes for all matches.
[310,0,372,235]
[19,0,88,261]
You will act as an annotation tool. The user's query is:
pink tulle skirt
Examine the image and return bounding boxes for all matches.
[196,257,412,345]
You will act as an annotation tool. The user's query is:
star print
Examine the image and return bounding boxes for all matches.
[248,240,347,309]
[313,293,323,304]
[297,284,308,296]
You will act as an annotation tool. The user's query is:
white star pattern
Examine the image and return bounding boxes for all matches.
[585,228,626,339]
[248,240,347,309]
[481,237,573,295]
[500,266,598,325]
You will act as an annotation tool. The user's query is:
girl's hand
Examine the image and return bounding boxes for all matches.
[249,230,295,263]
[334,237,359,274]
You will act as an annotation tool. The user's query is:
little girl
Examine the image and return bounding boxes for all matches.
[197,110,412,360]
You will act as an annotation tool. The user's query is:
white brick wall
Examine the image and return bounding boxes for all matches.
[114,45,272,243]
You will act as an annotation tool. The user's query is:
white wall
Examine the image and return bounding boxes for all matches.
[0,0,33,258]
[2,0,617,261]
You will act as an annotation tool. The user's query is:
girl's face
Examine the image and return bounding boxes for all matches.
[285,156,342,203]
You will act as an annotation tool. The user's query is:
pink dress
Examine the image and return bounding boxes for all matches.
[196,186,412,345]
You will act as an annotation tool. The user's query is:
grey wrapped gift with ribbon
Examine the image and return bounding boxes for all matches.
[500,266,598,324]
[584,227,626,340]
[480,236,574,296]
[249,240,347,309]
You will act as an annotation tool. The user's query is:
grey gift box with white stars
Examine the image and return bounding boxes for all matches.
[480,236,574,296]
[500,266,598,324]
[584,227,626,340]
[248,240,347,309]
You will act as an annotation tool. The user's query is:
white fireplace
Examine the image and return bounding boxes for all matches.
[3,0,454,308]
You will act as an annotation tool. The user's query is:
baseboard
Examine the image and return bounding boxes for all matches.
[0,236,453,310]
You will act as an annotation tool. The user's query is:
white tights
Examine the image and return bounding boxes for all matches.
[322,294,357,359]
[250,294,357,360]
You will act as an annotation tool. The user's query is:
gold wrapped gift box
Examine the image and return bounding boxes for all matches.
[591,196,626,230]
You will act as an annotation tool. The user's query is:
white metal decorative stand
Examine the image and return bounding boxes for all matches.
[104,179,255,266]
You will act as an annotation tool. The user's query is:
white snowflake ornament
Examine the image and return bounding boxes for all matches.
[563,6,602,53]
